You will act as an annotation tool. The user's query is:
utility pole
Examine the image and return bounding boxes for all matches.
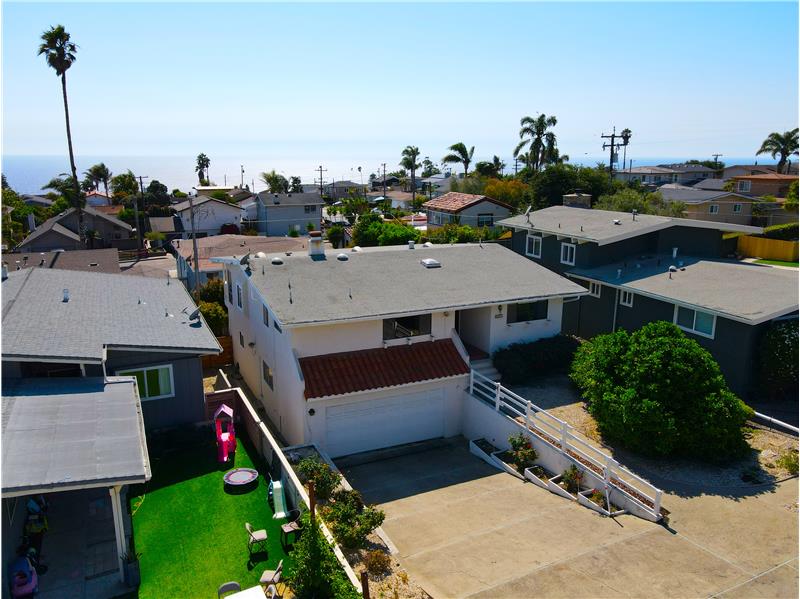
[381,163,387,198]
[136,175,149,252]
[188,194,201,296]
[514,157,519,176]
[240,164,244,188]
[712,153,723,171]
[316,165,327,199]
[601,127,626,184]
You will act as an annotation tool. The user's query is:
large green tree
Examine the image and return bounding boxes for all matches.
[442,142,475,176]
[514,114,560,173]
[474,155,505,178]
[38,25,85,244]
[111,170,139,200]
[84,162,112,195]
[595,188,686,217]
[757,129,799,174]
[400,145,421,204]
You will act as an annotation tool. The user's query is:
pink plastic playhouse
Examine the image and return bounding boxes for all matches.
[214,403,237,463]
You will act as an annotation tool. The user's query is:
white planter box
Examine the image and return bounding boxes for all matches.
[469,439,502,470]
[490,451,526,480]
[547,474,577,501]
[524,466,551,490]
[577,489,627,517]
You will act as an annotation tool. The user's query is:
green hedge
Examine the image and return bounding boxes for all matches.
[758,320,798,398]
[757,222,799,241]
[492,335,580,385]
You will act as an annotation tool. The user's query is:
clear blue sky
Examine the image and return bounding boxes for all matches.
[3,1,798,166]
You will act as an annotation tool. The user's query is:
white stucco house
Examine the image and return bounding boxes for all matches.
[173,196,243,238]
[215,239,586,458]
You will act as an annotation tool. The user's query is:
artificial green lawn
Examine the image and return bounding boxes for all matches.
[130,432,292,598]
[754,259,799,267]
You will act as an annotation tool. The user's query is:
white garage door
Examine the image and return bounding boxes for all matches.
[325,389,445,458]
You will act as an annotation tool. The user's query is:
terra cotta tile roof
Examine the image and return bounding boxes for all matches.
[299,339,469,399]
[422,192,511,213]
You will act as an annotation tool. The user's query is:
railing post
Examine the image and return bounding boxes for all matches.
[654,489,662,517]
[525,401,531,431]
[494,382,501,412]
[560,421,569,450]
[469,369,474,396]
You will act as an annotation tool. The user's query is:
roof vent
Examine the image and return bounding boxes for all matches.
[352,246,362,252]
[420,258,441,269]
[408,240,415,250]
[668,265,678,272]
[89,262,98,267]
[63,288,70,302]
[336,253,349,261]
[613,219,621,225]
[423,241,433,248]
[271,256,284,265]
[254,252,267,259]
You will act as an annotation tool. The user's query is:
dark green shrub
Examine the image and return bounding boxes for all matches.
[296,457,341,501]
[777,450,799,475]
[493,335,581,384]
[288,229,300,238]
[193,278,225,306]
[198,301,228,336]
[758,320,798,398]
[758,222,799,241]
[363,549,391,575]
[284,512,360,599]
[322,489,385,549]
[508,432,538,473]
[561,464,583,493]
[570,321,753,460]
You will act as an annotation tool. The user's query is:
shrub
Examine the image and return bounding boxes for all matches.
[198,301,228,336]
[758,320,798,398]
[193,278,225,306]
[284,512,360,599]
[561,464,583,493]
[288,229,300,238]
[758,222,799,241]
[220,223,240,235]
[363,550,391,576]
[377,222,419,246]
[306,221,316,232]
[589,489,606,507]
[777,450,799,475]
[570,321,754,460]
[323,489,385,549]
[296,457,341,501]
[508,432,538,473]
[326,224,345,248]
[493,335,580,384]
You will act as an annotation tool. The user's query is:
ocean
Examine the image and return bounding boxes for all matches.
[1,154,773,195]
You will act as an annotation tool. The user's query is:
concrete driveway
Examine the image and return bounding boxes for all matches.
[340,439,798,599]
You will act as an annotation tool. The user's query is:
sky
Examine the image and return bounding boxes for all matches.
[2,1,798,185]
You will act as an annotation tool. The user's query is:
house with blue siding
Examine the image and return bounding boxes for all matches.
[256,192,325,236]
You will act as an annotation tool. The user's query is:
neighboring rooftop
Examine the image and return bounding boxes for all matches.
[657,184,752,204]
[423,192,511,213]
[255,191,325,206]
[172,234,306,272]
[499,206,761,245]
[1,377,150,496]
[2,268,221,362]
[300,339,469,399]
[235,243,587,326]
[21,194,53,206]
[730,173,799,181]
[2,248,120,273]
[172,196,242,213]
[692,178,727,191]
[149,215,184,234]
[569,257,798,324]
[16,206,132,250]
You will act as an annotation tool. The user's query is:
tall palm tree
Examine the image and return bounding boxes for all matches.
[38,25,85,243]
[442,142,475,177]
[620,128,632,171]
[492,155,506,177]
[757,129,799,174]
[514,114,558,173]
[400,146,421,204]
[196,153,210,183]
[88,162,112,195]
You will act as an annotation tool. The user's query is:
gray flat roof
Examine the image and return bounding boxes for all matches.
[658,184,752,204]
[2,377,150,496]
[569,257,798,324]
[2,268,221,362]
[499,206,761,244]
[240,243,587,326]
[255,192,325,207]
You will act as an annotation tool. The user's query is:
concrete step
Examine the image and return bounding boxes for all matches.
[471,359,502,382]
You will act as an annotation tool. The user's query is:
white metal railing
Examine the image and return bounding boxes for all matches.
[753,411,799,435]
[469,368,664,519]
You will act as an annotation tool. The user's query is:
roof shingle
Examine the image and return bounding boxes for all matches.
[423,192,511,213]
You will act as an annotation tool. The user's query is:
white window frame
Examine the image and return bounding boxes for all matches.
[236,284,243,309]
[673,304,716,339]
[262,304,269,327]
[525,234,542,258]
[737,180,751,193]
[476,213,494,228]
[589,282,602,298]
[620,290,634,307]
[262,360,274,390]
[709,204,719,214]
[116,364,175,401]
[733,203,742,214]
[560,242,576,266]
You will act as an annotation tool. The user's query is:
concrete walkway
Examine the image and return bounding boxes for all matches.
[341,440,798,599]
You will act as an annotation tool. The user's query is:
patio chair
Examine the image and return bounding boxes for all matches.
[265,583,280,598]
[245,522,268,554]
[260,559,283,587]
[218,581,241,597]
[280,510,302,546]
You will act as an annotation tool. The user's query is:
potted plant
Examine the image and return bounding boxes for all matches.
[547,464,583,500]
[121,551,141,587]
[578,487,626,517]
[490,433,537,480]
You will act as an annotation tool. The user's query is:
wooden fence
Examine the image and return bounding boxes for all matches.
[202,336,233,369]
[738,236,799,262]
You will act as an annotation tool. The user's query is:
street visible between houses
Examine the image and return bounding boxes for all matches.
[341,440,798,599]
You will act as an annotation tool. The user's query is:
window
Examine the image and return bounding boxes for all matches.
[225,271,233,304]
[620,290,634,307]
[737,180,752,193]
[476,214,494,228]
[262,360,274,390]
[304,205,316,214]
[239,332,245,347]
[117,365,174,401]
[262,304,269,327]
[383,314,432,339]
[675,305,715,338]
[589,282,601,297]
[560,242,576,266]
[507,301,548,324]
[273,320,282,334]
[733,203,742,214]
[525,235,542,258]
[236,284,243,309]
[709,204,719,214]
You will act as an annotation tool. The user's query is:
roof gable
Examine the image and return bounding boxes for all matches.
[423,192,512,213]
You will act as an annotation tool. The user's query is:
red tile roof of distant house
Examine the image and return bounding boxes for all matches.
[299,339,469,399]
[731,173,798,181]
[422,192,512,213]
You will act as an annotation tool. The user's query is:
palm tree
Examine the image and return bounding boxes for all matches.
[38,25,85,243]
[492,155,506,177]
[259,170,289,193]
[442,143,475,177]
[87,162,112,195]
[757,129,799,174]
[400,146,421,204]
[620,129,632,171]
[514,114,558,173]
[195,153,210,184]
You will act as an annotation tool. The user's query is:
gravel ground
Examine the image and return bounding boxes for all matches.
[346,532,431,599]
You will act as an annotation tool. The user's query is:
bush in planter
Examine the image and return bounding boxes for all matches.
[758,320,798,399]
[528,465,548,481]
[296,457,341,501]
[561,464,584,494]
[570,321,753,460]
[493,335,580,384]
[363,549,392,576]
[508,432,538,473]
[589,489,606,508]
[322,489,385,550]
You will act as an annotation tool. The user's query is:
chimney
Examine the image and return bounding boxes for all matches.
[408,240,415,250]
[27,213,36,232]
[308,230,325,258]
[63,288,70,302]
